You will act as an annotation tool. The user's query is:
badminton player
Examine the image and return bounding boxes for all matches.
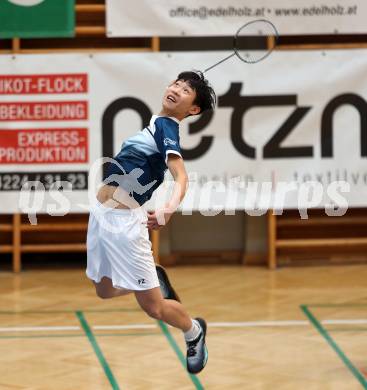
[86,71,216,374]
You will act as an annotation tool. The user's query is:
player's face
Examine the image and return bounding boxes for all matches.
[162,79,201,119]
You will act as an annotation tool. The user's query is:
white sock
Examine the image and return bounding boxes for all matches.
[184,319,201,342]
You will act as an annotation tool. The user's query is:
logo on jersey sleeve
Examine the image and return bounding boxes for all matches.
[163,138,177,146]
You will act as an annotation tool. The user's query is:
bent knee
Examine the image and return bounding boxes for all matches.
[95,289,114,299]
[143,305,163,320]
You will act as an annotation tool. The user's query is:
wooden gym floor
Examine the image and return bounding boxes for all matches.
[0,264,367,389]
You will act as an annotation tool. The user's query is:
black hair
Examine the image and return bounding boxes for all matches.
[176,70,216,114]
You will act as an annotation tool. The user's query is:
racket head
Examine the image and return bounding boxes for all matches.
[233,19,279,64]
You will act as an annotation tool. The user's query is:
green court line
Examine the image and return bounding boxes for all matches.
[0,308,139,314]
[76,311,121,390]
[0,332,160,340]
[157,320,204,390]
[301,305,367,389]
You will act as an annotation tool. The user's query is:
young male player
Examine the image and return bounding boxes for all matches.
[86,71,216,374]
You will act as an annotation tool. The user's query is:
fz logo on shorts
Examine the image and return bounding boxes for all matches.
[138,278,146,285]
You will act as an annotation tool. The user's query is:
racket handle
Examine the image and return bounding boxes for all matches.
[203,52,236,73]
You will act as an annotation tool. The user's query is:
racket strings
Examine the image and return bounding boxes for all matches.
[203,19,279,73]
[234,20,278,64]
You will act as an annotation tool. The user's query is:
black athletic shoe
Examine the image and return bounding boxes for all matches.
[186,318,208,374]
[156,264,181,302]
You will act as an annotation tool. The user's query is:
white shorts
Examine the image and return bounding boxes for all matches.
[86,201,159,291]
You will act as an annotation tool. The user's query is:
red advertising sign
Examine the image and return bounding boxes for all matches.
[0,74,88,94]
[0,101,88,121]
[0,128,88,164]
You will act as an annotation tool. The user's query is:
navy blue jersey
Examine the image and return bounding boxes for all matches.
[105,115,182,205]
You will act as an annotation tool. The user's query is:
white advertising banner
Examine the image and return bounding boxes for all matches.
[106,0,367,37]
[0,50,366,214]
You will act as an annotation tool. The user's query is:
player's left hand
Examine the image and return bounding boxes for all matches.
[147,210,172,230]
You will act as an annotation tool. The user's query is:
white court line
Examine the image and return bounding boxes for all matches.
[322,319,367,325]
[0,326,80,332]
[0,319,367,332]
[208,321,309,327]
[94,324,156,330]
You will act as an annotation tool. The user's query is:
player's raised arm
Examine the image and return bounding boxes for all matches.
[167,153,188,206]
